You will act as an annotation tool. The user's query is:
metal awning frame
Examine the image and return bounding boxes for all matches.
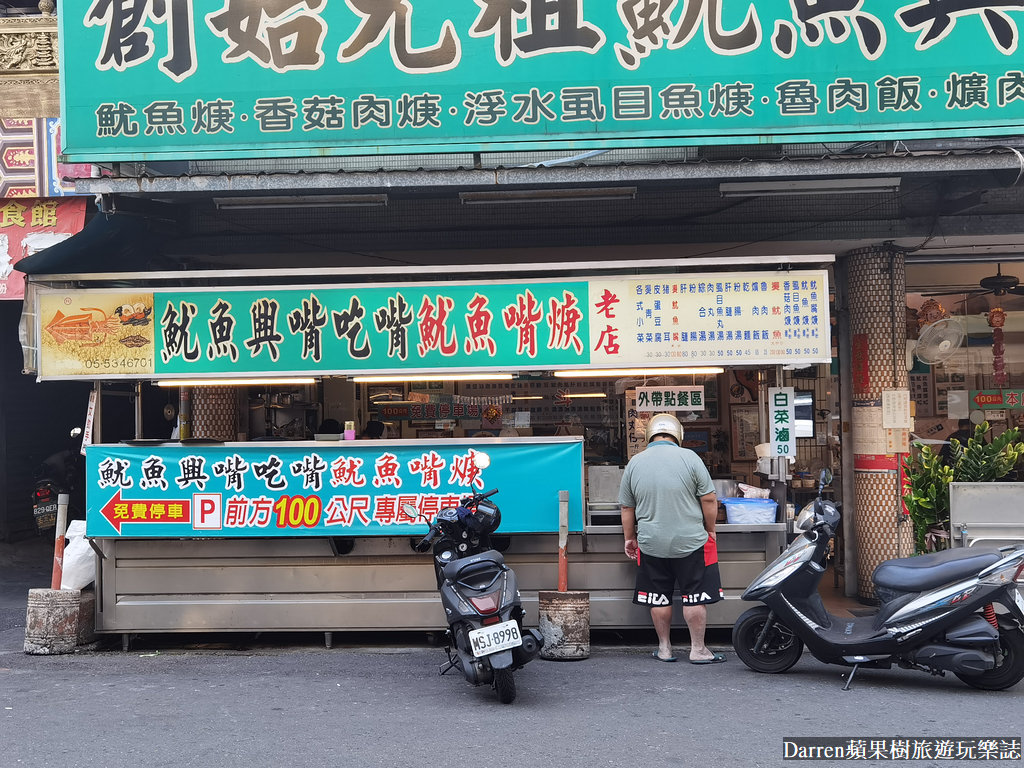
[25,253,835,289]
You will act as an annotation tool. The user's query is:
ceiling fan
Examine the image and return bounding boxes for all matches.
[923,263,1024,300]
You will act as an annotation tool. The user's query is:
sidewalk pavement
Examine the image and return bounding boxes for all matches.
[0,536,55,651]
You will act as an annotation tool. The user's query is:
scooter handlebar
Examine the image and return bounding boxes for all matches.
[414,524,441,553]
[462,488,498,507]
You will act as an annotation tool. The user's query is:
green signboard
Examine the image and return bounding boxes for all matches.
[60,1,1024,162]
[35,269,830,379]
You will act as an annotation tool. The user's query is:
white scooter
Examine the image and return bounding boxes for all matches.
[733,470,1024,690]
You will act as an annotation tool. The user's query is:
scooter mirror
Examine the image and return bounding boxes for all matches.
[401,503,422,522]
[472,451,491,469]
[819,468,833,487]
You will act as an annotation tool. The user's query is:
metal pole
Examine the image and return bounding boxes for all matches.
[557,490,569,591]
[50,492,69,590]
[93,381,102,444]
[134,381,143,439]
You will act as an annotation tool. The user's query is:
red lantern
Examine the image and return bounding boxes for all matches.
[989,309,1009,386]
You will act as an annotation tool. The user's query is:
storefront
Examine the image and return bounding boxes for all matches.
[20,264,832,634]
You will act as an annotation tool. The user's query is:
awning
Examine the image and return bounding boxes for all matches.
[15,213,172,275]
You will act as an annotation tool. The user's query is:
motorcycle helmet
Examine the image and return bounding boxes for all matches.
[645,413,683,445]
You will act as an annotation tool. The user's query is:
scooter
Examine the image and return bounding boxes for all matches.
[733,469,1024,690]
[408,478,544,704]
[32,427,83,533]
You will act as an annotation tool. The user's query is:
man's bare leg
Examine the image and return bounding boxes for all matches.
[651,605,674,660]
[682,604,715,661]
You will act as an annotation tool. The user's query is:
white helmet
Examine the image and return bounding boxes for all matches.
[645,413,683,445]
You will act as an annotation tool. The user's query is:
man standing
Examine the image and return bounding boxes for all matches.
[619,413,725,664]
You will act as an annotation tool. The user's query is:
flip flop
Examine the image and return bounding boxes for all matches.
[652,651,678,662]
[690,652,727,665]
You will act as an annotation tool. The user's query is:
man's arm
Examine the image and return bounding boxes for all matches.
[700,492,718,541]
[621,505,639,561]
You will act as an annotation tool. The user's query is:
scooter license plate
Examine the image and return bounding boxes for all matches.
[34,502,58,518]
[1014,587,1024,616]
[468,620,522,657]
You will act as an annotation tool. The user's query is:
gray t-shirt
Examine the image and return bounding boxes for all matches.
[618,440,716,558]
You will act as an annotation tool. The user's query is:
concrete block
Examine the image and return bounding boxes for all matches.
[24,588,80,655]
[76,589,96,645]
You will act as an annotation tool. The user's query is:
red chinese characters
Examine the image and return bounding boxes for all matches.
[417,294,458,357]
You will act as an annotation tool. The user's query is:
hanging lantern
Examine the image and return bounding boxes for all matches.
[989,308,1008,387]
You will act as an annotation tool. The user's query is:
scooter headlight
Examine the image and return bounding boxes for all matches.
[795,504,817,531]
[751,560,804,591]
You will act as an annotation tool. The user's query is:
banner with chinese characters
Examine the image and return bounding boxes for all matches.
[85,438,584,538]
[33,269,829,379]
[0,197,87,300]
[60,2,1024,162]
[768,386,796,457]
[971,389,1024,410]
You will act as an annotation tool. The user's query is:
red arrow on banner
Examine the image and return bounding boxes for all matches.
[973,391,1005,408]
[100,490,191,534]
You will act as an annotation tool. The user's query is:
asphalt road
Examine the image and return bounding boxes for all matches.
[1,545,1021,768]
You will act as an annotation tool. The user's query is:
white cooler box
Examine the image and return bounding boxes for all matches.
[722,498,778,524]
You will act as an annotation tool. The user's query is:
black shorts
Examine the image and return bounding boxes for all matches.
[633,538,724,607]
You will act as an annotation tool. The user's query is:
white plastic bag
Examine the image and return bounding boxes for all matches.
[60,520,96,590]
[738,482,771,499]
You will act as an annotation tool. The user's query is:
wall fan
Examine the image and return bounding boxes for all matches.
[923,263,1024,300]
[914,317,966,365]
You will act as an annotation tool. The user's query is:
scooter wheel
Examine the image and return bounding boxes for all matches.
[733,606,804,674]
[494,667,516,704]
[955,626,1024,691]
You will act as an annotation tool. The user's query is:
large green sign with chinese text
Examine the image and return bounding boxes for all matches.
[60,1,1024,161]
[34,270,829,379]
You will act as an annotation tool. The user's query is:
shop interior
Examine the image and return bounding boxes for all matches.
[129,365,837,530]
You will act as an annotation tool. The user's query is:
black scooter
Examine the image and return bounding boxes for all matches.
[32,427,83,533]
[408,484,543,704]
[734,469,1024,690]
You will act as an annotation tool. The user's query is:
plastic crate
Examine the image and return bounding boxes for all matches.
[721,497,778,524]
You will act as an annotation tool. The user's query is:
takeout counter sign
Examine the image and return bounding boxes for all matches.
[84,439,585,538]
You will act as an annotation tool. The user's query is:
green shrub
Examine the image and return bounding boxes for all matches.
[902,422,1024,553]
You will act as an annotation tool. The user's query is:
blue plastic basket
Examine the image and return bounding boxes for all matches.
[721,497,778,524]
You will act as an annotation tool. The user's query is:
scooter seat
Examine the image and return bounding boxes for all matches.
[441,550,505,583]
[872,547,1003,593]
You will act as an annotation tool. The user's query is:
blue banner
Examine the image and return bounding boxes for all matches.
[85,438,584,538]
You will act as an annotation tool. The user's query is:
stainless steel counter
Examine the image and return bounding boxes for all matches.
[92,525,786,634]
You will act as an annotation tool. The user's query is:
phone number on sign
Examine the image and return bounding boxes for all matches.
[83,358,152,370]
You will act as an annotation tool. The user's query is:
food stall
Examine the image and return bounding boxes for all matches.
[22,264,832,636]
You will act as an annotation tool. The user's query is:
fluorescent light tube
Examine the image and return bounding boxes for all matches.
[460,187,636,205]
[719,178,900,197]
[352,373,514,383]
[553,367,725,378]
[214,194,388,210]
[156,377,317,387]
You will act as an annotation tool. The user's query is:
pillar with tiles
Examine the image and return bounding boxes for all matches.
[845,245,914,600]
[190,386,237,441]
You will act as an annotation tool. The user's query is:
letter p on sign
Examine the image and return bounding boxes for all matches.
[193,494,222,530]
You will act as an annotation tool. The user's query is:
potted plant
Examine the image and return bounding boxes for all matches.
[902,421,1024,553]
